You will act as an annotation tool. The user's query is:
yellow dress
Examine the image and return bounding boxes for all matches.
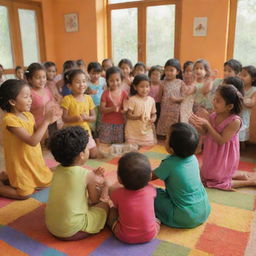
[61,94,95,136]
[2,112,52,196]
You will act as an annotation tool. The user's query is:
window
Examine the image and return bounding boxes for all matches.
[107,0,180,66]
[0,0,45,75]
[228,0,256,66]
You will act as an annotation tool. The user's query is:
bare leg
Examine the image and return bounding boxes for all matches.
[232,171,256,180]
[231,179,256,188]
[107,207,118,228]
[89,146,106,159]
[0,180,30,200]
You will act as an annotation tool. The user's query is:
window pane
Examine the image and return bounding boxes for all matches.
[111,8,138,65]
[0,6,14,69]
[146,5,175,67]
[233,0,256,66]
[18,9,40,66]
[109,0,141,4]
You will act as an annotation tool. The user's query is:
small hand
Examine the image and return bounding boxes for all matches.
[80,114,89,121]
[93,167,105,177]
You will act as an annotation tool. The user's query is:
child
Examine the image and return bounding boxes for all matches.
[153,122,210,228]
[76,59,90,81]
[125,74,156,146]
[0,64,6,85]
[102,58,114,78]
[87,62,106,139]
[99,66,128,144]
[180,61,195,122]
[15,66,25,80]
[118,58,133,95]
[44,61,62,103]
[61,69,99,158]
[190,85,256,189]
[156,59,185,136]
[148,65,162,124]
[239,65,256,144]
[25,63,58,138]
[133,62,147,76]
[0,79,59,199]
[108,152,160,244]
[223,76,244,95]
[46,126,109,240]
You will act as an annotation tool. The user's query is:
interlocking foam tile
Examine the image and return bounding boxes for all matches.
[86,159,105,169]
[152,240,190,256]
[31,188,50,203]
[100,162,117,172]
[147,145,167,154]
[188,249,213,256]
[143,151,168,160]
[0,240,29,256]
[206,188,255,210]
[0,197,13,208]
[0,198,41,225]
[90,236,160,256]
[208,203,254,232]
[150,179,165,187]
[107,157,120,165]
[10,205,111,256]
[196,223,249,256]
[156,223,206,248]
[238,161,256,172]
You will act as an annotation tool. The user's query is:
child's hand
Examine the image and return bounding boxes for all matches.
[80,114,89,121]
[189,113,209,128]
[196,107,210,120]
[93,167,105,177]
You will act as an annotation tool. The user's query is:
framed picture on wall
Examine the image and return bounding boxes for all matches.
[64,13,79,32]
[193,17,207,37]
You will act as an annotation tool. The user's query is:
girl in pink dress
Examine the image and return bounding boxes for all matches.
[26,63,60,138]
[118,59,133,95]
[156,59,185,136]
[190,85,256,190]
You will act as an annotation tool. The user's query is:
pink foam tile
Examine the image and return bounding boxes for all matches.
[0,198,13,208]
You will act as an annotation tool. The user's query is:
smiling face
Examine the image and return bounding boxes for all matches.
[193,62,207,80]
[29,70,47,89]
[69,73,87,95]
[164,66,178,80]
[223,64,237,79]
[135,80,150,97]
[10,85,32,113]
[240,69,253,87]
[88,69,101,83]
[46,66,57,81]
[107,72,122,91]
[120,63,131,78]
[150,70,161,83]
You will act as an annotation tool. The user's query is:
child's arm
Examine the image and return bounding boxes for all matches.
[126,109,142,120]
[170,95,184,103]
[243,93,256,108]
[200,78,213,95]
[80,108,96,122]
[62,108,82,123]
[7,109,58,146]
[100,101,117,114]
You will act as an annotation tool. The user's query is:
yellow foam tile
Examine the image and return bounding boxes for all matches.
[148,144,167,154]
[0,198,41,225]
[149,159,161,169]
[189,249,213,256]
[0,240,28,256]
[100,163,118,172]
[208,202,254,232]
[156,223,206,248]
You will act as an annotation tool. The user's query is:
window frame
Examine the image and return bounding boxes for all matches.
[107,0,181,65]
[0,0,46,75]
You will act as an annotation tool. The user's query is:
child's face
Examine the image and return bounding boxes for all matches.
[46,66,57,81]
[16,68,24,80]
[193,63,206,79]
[69,73,87,95]
[150,70,161,83]
[89,70,101,83]
[135,80,150,97]
[212,91,232,114]
[81,147,89,164]
[30,70,47,89]
[223,65,236,78]
[102,60,113,71]
[165,66,178,80]
[240,69,252,86]
[108,72,122,90]
[134,66,146,76]
[10,85,32,113]
[184,64,193,78]
[120,64,131,77]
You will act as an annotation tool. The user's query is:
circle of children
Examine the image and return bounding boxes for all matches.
[0,57,256,243]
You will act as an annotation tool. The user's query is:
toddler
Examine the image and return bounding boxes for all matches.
[133,62,147,76]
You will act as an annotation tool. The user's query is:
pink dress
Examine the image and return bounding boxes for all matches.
[30,87,54,127]
[201,113,241,190]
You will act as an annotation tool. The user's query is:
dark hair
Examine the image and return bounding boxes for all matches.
[0,64,3,70]
[25,62,45,80]
[76,59,85,67]
[169,123,199,158]
[130,74,150,95]
[106,66,123,86]
[223,76,244,96]
[148,65,162,78]
[49,126,89,166]
[224,59,242,74]
[0,79,28,112]
[62,60,76,73]
[118,152,151,190]
[193,59,211,78]
[242,65,256,87]
[102,58,114,67]
[64,69,86,84]
[44,61,56,70]
[87,62,102,73]
[15,66,23,72]
[133,62,146,72]
[183,61,194,72]
[118,58,133,70]
[217,84,243,114]
[164,58,183,80]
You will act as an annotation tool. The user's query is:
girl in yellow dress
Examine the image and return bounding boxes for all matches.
[0,79,60,199]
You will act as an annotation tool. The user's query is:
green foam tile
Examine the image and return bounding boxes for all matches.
[206,188,255,211]
[152,241,190,256]
[143,151,168,160]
